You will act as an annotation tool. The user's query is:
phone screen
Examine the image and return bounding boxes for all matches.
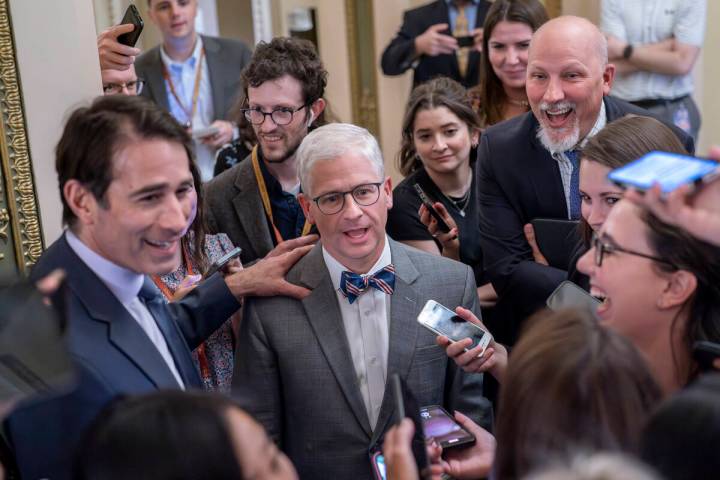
[371,452,386,480]
[417,300,487,349]
[608,151,719,193]
[420,406,475,449]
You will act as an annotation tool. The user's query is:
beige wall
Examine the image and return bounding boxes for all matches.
[11,0,102,244]
[217,0,255,46]
[695,0,718,154]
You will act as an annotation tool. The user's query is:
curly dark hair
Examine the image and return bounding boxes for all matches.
[240,37,328,125]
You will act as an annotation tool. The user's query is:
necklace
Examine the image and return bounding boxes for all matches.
[442,174,473,217]
[508,98,530,108]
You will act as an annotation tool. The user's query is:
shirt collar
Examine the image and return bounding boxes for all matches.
[65,229,145,304]
[160,35,204,71]
[324,236,392,292]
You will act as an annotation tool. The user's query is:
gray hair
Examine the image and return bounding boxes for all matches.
[296,123,385,196]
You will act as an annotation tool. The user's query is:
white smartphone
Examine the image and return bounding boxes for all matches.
[191,125,220,139]
[608,151,720,194]
[417,300,491,356]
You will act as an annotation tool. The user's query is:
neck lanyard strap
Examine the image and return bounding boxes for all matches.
[162,47,205,127]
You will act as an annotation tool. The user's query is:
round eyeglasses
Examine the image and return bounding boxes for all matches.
[591,232,676,269]
[312,183,383,215]
[103,79,145,95]
[242,104,308,126]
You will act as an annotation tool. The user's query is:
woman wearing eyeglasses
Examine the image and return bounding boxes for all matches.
[576,195,720,395]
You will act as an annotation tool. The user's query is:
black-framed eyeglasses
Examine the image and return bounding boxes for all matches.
[242,104,308,126]
[312,183,383,215]
[103,78,145,95]
[591,232,676,269]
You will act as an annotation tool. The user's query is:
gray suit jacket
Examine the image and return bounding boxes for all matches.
[204,155,274,265]
[233,240,491,480]
[135,35,252,121]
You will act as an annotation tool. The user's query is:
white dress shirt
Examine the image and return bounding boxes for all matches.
[322,238,392,429]
[160,36,216,182]
[65,230,185,388]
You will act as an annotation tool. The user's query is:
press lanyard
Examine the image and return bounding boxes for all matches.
[162,48,205,127]
[251,145,312,244]
[151,243,212,382]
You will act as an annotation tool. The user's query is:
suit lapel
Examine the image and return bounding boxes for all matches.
[232,160,275,259]
[144,48,170,112]
[528,116,569,218]
[58,237,182,389]
[371,241,423,446]
[202,36,227,120]
[299,245,373,437]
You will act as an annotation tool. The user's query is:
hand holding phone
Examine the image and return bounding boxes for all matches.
[608,151,720,194]
[413,184,451,233]
[116,4,144,47]
[204,247,242,279]
[417,300,492,355]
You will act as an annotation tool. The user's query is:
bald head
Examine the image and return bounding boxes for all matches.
[530,16,608,73]
[525,15,615,152]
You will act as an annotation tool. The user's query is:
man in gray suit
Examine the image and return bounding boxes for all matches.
[135,0,252,181]
[204,37,325,266]
[233,123,491,479]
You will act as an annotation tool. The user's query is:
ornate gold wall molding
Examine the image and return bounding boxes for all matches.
[345,0,380,140]
[0,0,43,279]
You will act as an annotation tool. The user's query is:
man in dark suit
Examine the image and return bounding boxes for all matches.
[135,0,252,181]
[381,0,491,89]
[204,37,325,266]
[233,123,491,479]
[478,16,694,341]
[5,96,311,480]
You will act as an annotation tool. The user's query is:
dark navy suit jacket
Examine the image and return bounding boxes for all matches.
[477,96,694,341]
[6,233,240,480]
[380,0,491,89]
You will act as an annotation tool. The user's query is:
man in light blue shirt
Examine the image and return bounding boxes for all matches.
[136,0,252,181]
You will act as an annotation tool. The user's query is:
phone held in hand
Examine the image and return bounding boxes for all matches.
[117,4,144,47]
[608,150,720,194]
[191,125,220,140]
[420,405,476,450]
[413,183,451,233]
[454,35,475,48]
[203,247,242,279]
[417,300,491,356]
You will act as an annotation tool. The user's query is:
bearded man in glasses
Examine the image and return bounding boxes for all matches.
[232,122,491,480]
[204,37,327,266]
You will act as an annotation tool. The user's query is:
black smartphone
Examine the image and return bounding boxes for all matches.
[546,280,600,313]
[413,183,451,233]
[608,151,720,194]
[204,247,242,279]
[391,373,405,425]
[530,218,580,270]
[693,341,720,372]
[420,405,475,450]
[455,35,474,48]
[117,4,144,47]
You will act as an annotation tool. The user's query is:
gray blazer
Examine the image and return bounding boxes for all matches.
[233,240,491,480]
[135,35,252,121]
[204,156,274,265]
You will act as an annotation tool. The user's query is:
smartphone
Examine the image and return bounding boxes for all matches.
[413,183,451,233]
[546,280,601,313]
[530,218,580,270]
[116,4,144,47]
[608,151,720,194]
[420,405,475,450]
[370,451,386,480]
[417,300,491,355]
[204,247,242,279]
[692,341,720,372]
[454,35,475,48]
[191,125,220,139]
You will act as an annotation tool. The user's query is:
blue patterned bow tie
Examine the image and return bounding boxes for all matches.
[340,265,396,304]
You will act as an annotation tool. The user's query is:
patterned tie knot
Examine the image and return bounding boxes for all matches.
[340,265,396,304]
